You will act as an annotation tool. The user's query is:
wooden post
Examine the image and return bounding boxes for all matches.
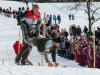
[38,62,40,66]
[41,12,46,66]
[93,26,96,68]
[18,30,20,54]
[43,12,46,38]
[2,59,4,65]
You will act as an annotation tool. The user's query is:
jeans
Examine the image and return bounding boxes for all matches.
[58,50,61,56]
[66,49,71,59]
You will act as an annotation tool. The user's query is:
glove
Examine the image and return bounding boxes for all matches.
[48,62,53,67]
[37,18,42,24]
[17,20,22,26]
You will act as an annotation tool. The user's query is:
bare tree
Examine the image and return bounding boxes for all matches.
[62,0,100,30]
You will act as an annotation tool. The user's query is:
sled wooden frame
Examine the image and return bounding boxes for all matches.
[41,12,46,66]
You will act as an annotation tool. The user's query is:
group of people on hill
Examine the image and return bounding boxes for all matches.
[0,7,12,17]
[45,14,61,27]
[0,6,30,19]
[69,14,75,20]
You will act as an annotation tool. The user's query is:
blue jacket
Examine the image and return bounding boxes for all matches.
[60,40,65,49]
[57,15,61,21]
[26,1,28,5]
[72,14,74,18]
[53,16,56,20]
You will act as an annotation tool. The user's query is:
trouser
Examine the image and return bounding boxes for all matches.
[73,34,77,39]
[15,42,32,64]
[60,50,66,58]
[58,50,61,56]
[71,54,74,60]
[58,20,61,24]
[66,50,71,59]
[53,20,56,24]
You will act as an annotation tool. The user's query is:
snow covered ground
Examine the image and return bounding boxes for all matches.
[0,1,100,75]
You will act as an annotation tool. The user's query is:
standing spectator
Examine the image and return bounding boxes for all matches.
[22,7,25,13]
[0,7,2,14]
[60,38,66,58]
[46,15,50,26]
[77,26,81,40]
[69,25,73,39]
[65,39,71,59]
[53,15,56,24]
[83,26,88,35]
[70,40,74,60]
[69,14,71,20]
[72,14,74,20]
[64,29,69,38]
[72,25,77,39]
[95,27,100,39]
[49,14,52,24]
[57,14,61,24]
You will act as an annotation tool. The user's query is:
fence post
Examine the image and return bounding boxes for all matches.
[41,12,46,66]
[93,26,96,68]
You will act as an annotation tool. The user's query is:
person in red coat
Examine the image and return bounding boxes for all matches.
[13,41,23,55]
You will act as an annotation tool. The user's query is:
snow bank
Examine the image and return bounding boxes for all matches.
[0,66,100,75]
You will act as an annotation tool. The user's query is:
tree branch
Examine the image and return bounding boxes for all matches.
[92,7,100,18]
[92,18,100,25]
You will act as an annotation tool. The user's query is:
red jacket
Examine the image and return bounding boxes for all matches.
[26,10,40,20]
[13,41,23,54]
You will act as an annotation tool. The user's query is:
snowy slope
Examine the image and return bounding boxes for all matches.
[0,1,100,75]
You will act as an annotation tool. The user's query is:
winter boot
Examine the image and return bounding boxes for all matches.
[21,50,33,65]
[15,45,28,65]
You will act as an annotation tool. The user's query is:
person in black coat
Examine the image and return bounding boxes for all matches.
[0,7,2,14]
[64,29,69,38]
[65,39,71,59]
[49,14,52,24]
[83,26,88,34]
[72,25,77,39]
[95,27,100,39]
[77,26,81,39]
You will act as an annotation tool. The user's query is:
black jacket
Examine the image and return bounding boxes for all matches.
[77,28,81,36]
[72,27,77,34]
[64,31,69,37]
[65,42,70,49]
[0,8,2,12]
[83,27,88,33]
